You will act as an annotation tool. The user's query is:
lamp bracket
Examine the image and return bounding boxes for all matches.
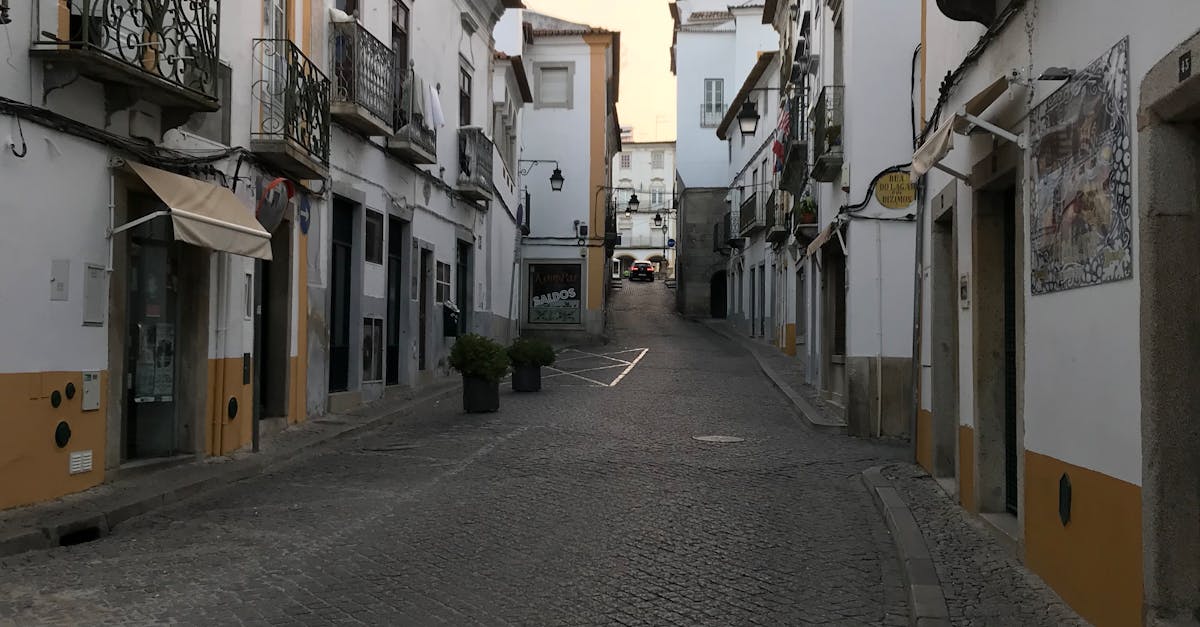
[518,159,559,176]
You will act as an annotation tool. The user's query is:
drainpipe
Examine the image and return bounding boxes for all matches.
[909,179,927,463]
[876,220,884,439]
[213,252,228,455]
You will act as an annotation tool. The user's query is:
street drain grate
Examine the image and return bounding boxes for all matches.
[693,435,745,443]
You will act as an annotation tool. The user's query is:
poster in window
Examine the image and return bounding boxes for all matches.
[528,263,582,325]
[153,323,175,396]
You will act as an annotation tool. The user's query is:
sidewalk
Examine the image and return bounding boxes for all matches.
[869,464,1086,626]
[700,319,847,430]
[0,379,461,558]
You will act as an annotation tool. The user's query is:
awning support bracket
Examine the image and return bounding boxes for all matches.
[835,226,848,256]
[108,210,169,238]
[934,162,970,182]
[959,111,1026,149]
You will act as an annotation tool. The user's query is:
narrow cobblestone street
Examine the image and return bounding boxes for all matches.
[0,283,911,626]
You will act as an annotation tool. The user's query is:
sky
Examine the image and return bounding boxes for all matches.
[521,0,677,143]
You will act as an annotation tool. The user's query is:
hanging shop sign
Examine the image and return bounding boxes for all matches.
[875,172,916,209]
[528,263,582,325]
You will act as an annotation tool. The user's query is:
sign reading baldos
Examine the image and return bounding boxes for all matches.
[529,263,582,325]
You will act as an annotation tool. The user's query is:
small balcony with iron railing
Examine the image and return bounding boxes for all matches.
[30,0,221,114]
[251,39,330,180]
[780,94,810,196]
[457,127,494,203]
[387,65,437,164]
[811,85,844,182]
[739,192,763,237]
[329,19,394,137]
[700,103,727,128]
[766,191,789,244]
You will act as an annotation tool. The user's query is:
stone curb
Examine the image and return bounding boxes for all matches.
[862,466,952,627]
[698,320,845,432]
[0,383,461,559]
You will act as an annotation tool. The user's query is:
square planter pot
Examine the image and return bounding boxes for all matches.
[462,375,500,413]
[512,365,542,392]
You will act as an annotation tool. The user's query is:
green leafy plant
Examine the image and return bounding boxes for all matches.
[507,338,556,368]
[449,334,509,382]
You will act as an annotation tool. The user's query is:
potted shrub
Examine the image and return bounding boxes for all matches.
[448,334,509,413]
[507,338,556,392]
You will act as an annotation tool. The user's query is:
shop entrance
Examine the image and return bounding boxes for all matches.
[123,194,180,460]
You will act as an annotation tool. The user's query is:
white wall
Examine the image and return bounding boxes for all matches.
[922,0,1200,485]
[674,29,735,187]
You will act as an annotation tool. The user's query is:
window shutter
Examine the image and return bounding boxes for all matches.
[540,67,569,105]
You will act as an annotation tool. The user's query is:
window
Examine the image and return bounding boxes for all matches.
[335,0,358,15]
[410,240,419,299]
[650,183,666,207]
[436,262,452,303]
[362,317,383,382]
[536,63,573,108]
[651,151,665,169]
[392,1,409,73]
[702,79,724,127]
[182,63,232,145]
[365,210,384,264]
[619,153,632,169]
[459,67,473,126]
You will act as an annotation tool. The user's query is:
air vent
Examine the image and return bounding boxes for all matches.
[69,450,94,475]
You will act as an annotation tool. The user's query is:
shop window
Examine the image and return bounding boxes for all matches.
[365,210,383,264]
[436,261,452,303]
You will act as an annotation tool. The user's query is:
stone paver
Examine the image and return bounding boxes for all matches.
[0,283,909,626]
[880,464,1087,626]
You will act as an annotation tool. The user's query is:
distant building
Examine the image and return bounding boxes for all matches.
[611,142,677,276]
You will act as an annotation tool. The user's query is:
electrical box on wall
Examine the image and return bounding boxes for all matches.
[51,259,69,301]
[81,371,101,411]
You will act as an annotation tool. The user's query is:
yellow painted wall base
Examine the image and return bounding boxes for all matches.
[783,324,796,356]
[1024,450,1142,627]
[958,425,976,512]
[916,409,933,473]
[0,371,107,510]
[206,358,253,457]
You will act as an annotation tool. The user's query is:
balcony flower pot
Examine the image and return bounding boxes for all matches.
[449,334,509,413]
[507,338,556,393]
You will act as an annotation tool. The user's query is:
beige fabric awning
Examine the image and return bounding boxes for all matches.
[128,162,273,260]
[910,75,1012,182]
[806,221,838,258]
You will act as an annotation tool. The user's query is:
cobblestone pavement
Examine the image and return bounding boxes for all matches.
[880,465,1087,626]
[0,283,909,626]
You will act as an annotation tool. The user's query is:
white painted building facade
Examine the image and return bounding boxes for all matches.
[612,141,677,274]
[911,1,1200,624]
[499,10,621,342]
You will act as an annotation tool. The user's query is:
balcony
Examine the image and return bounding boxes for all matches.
[30,0,221,114]
[387,66,437,164]
[251,39,330,180]
[766,191,789,244]
[330,20,394,137]
[457,127,494,203]
[811,85,844,183]
[700,104,727,128]
[780,95,810,196]
[739,192,762,237]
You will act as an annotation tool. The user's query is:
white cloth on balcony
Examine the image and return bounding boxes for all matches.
[427,84,446,128]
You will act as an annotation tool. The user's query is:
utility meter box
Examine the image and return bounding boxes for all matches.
[81,371,101,411]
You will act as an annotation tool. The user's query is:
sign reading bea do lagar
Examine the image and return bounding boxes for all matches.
[529,263,582,325]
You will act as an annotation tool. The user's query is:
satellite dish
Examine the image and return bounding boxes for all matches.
[256,177,294,233]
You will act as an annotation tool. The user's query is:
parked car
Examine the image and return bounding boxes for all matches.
[629,261,656,282]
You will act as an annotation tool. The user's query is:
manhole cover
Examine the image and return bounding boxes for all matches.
[693,435,745,443]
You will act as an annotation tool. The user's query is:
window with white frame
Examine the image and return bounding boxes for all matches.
[619,153,632,169]
[650,182,666,207]
[436,262,452,303]
[651,151,664,169]
[536,63,573,108]
[702,79,724,127]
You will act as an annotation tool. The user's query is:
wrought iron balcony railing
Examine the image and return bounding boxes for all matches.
[330,19,394,136]
[766,191,790,244]
[251,39,330,178]
[700,104,727,128]
[812,85,844,182]
[457,127,494,202]
[388,65,437,164]
[31,0,221,111]
[739,192,761,236]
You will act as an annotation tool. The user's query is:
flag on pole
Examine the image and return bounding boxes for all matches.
[773,96,790,173]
